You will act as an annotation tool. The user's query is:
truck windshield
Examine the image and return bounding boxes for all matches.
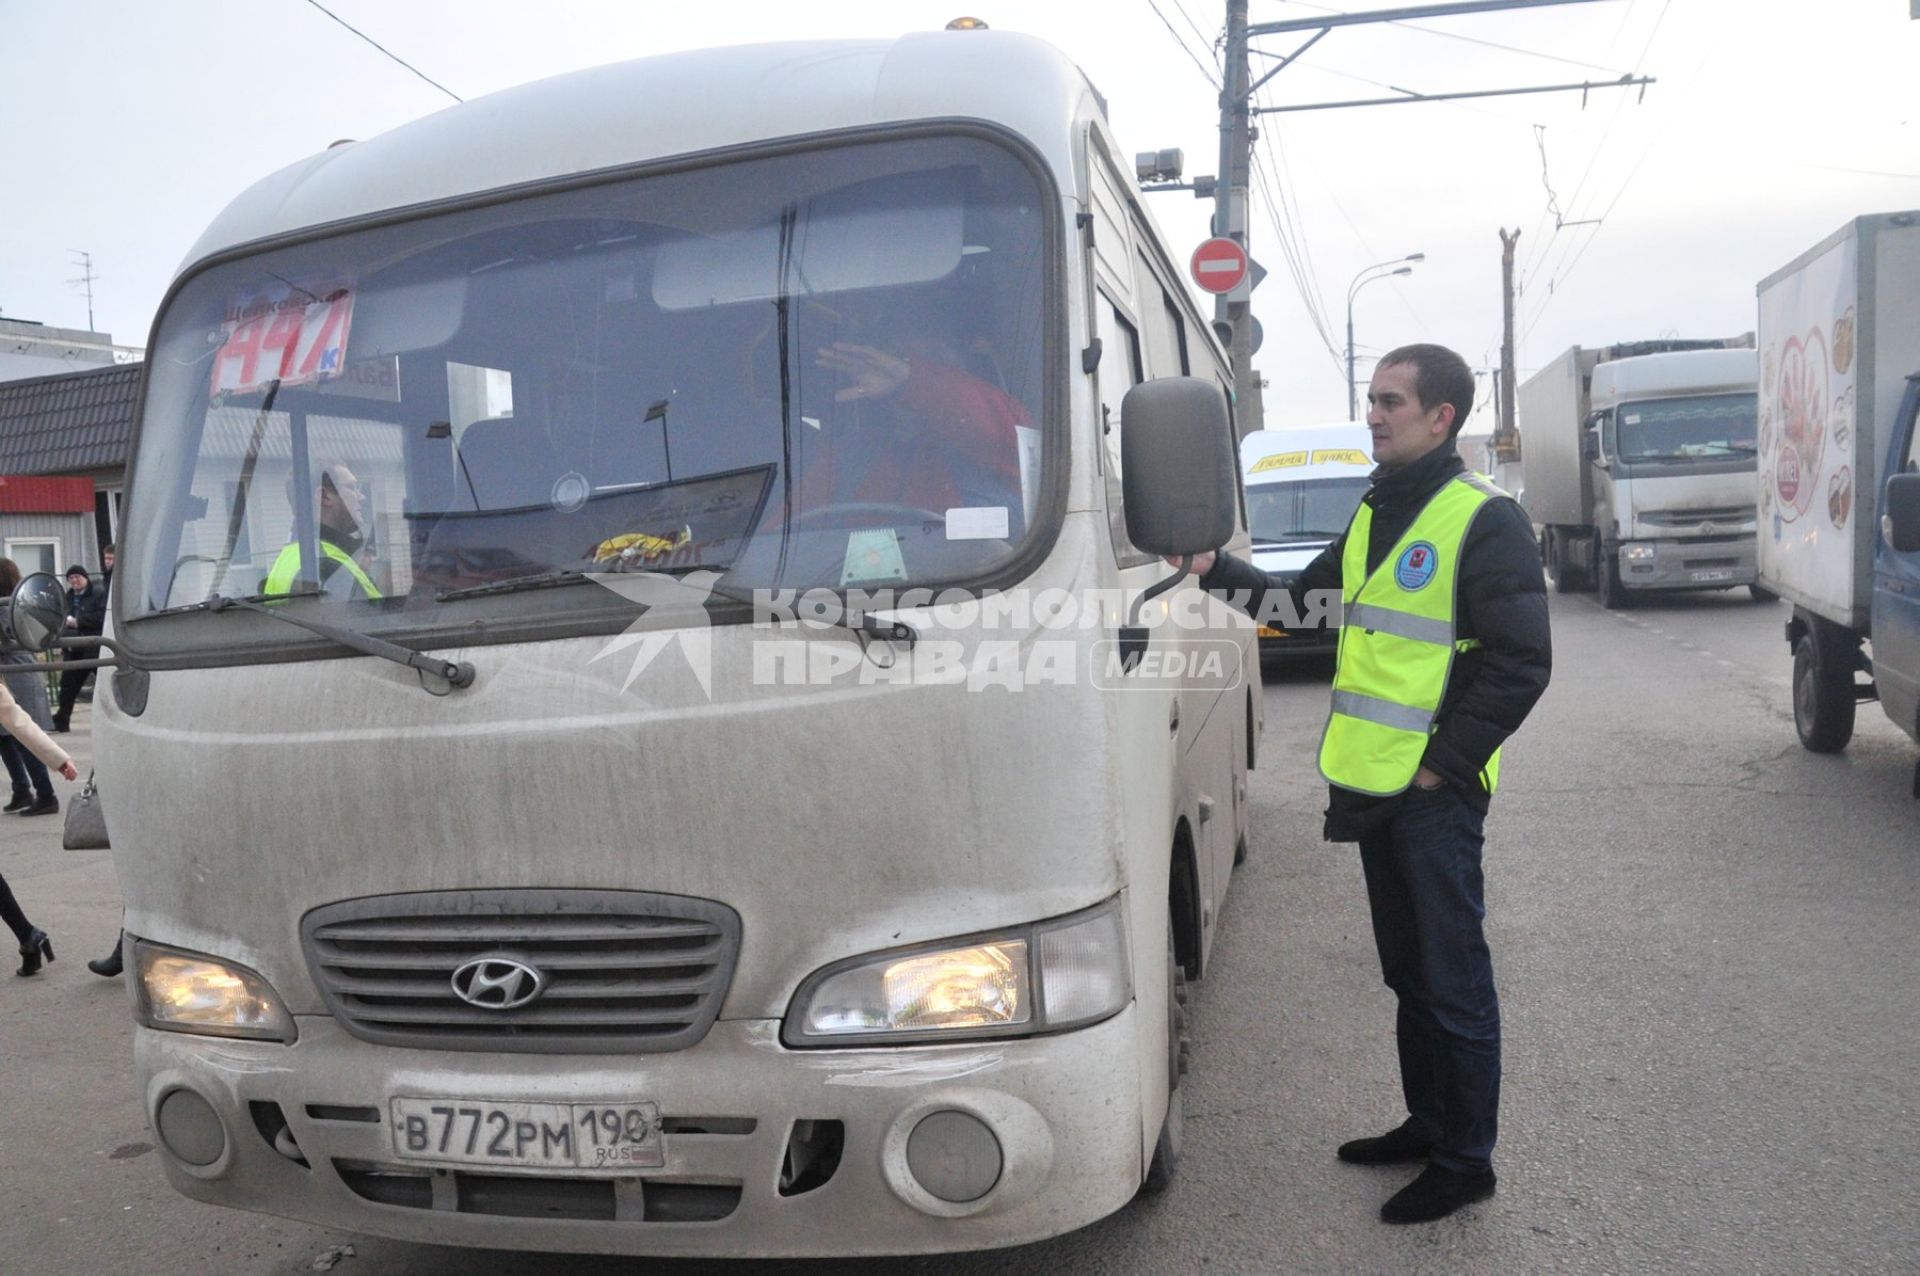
[1615,393,1757,462]
[1246,477,1370,543]
[120,134,1050,648]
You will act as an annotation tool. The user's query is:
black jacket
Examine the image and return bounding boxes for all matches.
[1202,442,1551,840]
[68,583,108,638]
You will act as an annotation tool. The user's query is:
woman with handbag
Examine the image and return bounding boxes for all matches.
[0,558,80,976]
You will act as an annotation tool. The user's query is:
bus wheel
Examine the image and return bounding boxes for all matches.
[1139,917,1189,1195]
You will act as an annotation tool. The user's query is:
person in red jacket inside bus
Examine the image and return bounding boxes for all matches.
[798,331,1028,533]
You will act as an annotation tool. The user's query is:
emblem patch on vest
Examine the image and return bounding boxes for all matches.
[1395,541,1439,591]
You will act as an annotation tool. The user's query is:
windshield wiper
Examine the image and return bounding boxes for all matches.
[435,569,593,602]
[205,593,476,694]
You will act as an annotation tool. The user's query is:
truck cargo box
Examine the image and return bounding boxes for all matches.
[1758,211,1920,629]
[1516,345,1592,528]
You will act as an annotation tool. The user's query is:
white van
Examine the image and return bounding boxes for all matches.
[79,30,1259,1259]
[1239,424,1373,658]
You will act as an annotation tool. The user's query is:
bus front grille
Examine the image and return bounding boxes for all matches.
[300,890,741,1054]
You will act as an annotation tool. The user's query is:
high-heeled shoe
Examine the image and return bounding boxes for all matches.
[16,927,53,977]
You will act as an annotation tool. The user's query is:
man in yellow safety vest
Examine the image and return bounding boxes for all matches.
[264,464,382,601]
[1186,344,1551,1224]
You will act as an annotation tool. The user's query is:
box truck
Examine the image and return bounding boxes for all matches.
[22,30,1263,1257]
[1520,339,1760,608]
[1238,424,1370,659]
[1757,211,1920,783]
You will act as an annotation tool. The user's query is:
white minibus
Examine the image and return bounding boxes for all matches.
[56,29,1259,1258]
[1240,424,1372,659]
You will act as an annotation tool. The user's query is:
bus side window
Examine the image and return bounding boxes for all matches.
[1134,252,1189,379]
[1094,297,1150,565]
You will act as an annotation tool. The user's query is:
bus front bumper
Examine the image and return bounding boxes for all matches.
[134,1009,1148,1258]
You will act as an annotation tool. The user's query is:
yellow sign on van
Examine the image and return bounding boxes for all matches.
[1314,448,1371,466]
[1249,451,1309,474]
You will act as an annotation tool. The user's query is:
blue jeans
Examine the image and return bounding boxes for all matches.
[1357,783,1501,1173]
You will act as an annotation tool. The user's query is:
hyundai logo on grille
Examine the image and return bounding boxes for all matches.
[450,955,548,1010]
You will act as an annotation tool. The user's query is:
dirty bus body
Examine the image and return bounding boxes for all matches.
[101,32,1257,1257]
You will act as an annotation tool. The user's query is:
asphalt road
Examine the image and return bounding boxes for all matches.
[1,589,1915,1274]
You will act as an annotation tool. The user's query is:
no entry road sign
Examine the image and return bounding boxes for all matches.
[1190,237,1249,295]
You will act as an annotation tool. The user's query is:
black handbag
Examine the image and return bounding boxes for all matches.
[63,772,110,851]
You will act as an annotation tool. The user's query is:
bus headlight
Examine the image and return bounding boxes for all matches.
[784,899,1130,1046]
[134,940,297,1043]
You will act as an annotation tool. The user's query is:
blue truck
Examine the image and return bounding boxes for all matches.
[1756,211,1920,791]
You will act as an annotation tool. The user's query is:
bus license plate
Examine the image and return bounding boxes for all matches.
[391,1098,664,1170]
[1690,569,1734,582]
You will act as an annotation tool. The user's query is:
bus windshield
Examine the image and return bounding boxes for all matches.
[1245,477,1370,544]
[121,133,1050,647]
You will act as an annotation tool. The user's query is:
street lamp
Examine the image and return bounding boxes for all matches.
[1346,253,1424,420]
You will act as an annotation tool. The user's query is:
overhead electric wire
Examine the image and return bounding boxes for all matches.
[1143,0,1222,88]
[1251,74,1431,342]
[301,0,462,104]
[1249,148,1345,375]
[1168,0,1222,66]
[1249,73,1341,354]
[1519,0,1673,320]
[1517,0,1643,283]
[1270,0,1632,75]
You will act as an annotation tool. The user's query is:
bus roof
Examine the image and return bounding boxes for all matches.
[180,31,1101,277]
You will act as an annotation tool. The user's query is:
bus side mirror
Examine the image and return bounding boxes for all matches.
[1885,472,1920,553]
[1119,377,1237,557]
[9,573,69,653]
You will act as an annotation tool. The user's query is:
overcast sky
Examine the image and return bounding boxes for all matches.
[3,0,1917,430]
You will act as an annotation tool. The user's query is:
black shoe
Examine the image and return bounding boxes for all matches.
[3,790,32,813]
[49,718,69,734]
[88,940,123,978]
[1337,1120,1433,1165]
[1380,1164,1497,1224]
[21,797,58,816]
[16,927,53,977]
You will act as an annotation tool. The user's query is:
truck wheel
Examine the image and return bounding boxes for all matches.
[1139,917,1188,1196]
[1597,549,1629,610]
[1548,529,1584,593]
[1792,630,1855,753]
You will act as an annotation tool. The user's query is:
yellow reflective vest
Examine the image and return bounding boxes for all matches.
[1318,472,1506,797]
[263,540,382,600]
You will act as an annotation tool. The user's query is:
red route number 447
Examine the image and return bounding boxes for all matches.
[210,289,355,397]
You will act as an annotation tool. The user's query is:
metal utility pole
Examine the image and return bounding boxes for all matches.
[1215,0,1258,432]
[1495,228,1520,461]
[1195,0,1646,431]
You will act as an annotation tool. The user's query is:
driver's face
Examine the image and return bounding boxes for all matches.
[319,469,366,533]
